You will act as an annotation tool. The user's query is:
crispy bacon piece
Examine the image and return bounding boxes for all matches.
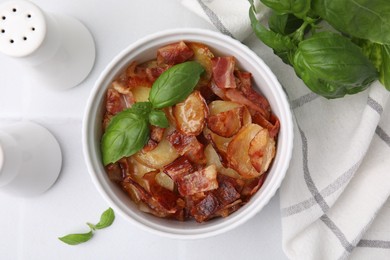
[209,81,227,100]
[167,130,206,164]
[191,193,220,222]
[145,64,170,82]
[150,126,165,143]
[214,175,241,205]
[252,112,280,138]
[125,62,153,88]
[213,199,243,218]
[225,89,269,119]
[207,107,244,138]
[157,41,194,65]
[122,175,179,218]
[163,156,193,181]
[212,57,237,89]
[105,88,134,115]
[177,165,218,196]
[105,163,124,182]
[142,139,158,153]
[190,174,241,222]
[241,174,267,201]
[142,126,166,152]
[235,70,271,118]
[143,172,178,211]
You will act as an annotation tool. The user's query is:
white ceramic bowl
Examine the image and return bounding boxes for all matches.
[83,28,293,239]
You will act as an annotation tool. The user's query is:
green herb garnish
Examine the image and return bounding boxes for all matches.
[101,61,204,166]
[58,208,115,245]
[249,0,390,97]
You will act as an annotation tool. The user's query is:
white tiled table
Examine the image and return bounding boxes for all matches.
[0,1,288,259]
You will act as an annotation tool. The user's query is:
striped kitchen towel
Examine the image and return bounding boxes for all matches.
[181,0,390,259]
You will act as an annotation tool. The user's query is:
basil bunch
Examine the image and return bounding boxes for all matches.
[101,61,204,165]
[249,0,390,98]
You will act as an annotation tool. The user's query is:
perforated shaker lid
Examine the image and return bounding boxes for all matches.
[0,0,46,57]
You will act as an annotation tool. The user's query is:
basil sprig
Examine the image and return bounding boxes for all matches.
[249,0,390,97]
[101,61,204,165]
[58,208,115,246]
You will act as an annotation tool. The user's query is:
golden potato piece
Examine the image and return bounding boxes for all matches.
[132,86,151,102]
[226,123,262,179]
[248,129,276,175]
[174,91,208,135]
[203,127,232,157]
[155,172,175,191]
[187,42,214,87]
[204,144,242,179]
[134,127,179,169]
[209,100,241,115]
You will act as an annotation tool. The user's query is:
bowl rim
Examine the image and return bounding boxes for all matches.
[82,28,294,239]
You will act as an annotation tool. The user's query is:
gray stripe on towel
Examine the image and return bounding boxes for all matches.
[197,0,235,39]
[358,239,390,248]
[321,214,355,253]
[376,126,390,147]
[299,126,356,253]
[291,92,319,109]
[281,161,360,217]
[300,127,330,212]
[367,96,383,115]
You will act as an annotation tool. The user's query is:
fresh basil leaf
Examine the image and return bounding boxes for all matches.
[101,110,149,165]
[293,31,378,98]
[380,45,390,91]
[58,231,93,245]
[94,208,115,230]
[149,61,204,109]
[312,0,390,44]
[261,0,310,18]
[250,6,296,64]
[149,109,169,128]
[268,12,304,35]
[352,38,383,71]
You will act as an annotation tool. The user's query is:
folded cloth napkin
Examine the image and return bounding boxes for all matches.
[182,1,390,259]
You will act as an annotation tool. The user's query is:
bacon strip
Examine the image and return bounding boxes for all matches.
[163,156,193,181]
[105,88,134,115]
[191,193,220,222]
[212,56,237,89]
[177,165,218,196]
[235,70,271,118]
[157,41,194,65]
[167,130,206,164]
[225,89,269,119]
